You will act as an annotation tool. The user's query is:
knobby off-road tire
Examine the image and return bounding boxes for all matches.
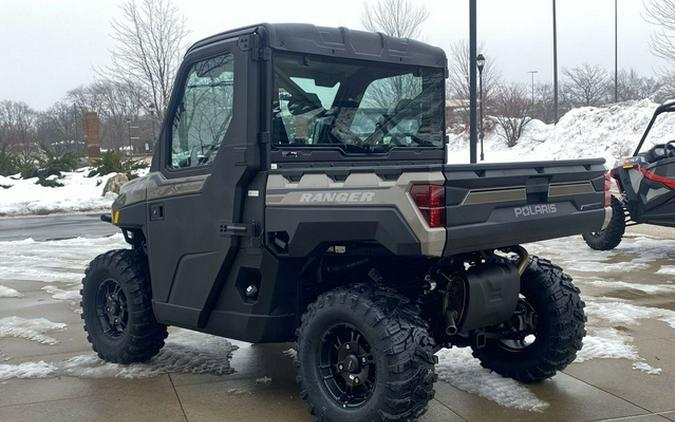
[297,284,436,422]
[583,195,625,251]
[472,256,586,383]
[81,249,168,363]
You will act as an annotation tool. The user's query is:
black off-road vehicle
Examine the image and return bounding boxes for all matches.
[83,24,610,421]
[583,101,675,250]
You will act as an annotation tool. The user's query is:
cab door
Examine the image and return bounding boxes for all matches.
[146,36,259,328]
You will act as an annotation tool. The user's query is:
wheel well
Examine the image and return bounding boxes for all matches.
[295,247,434,323]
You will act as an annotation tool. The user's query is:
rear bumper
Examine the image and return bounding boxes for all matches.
[443,202,606,255]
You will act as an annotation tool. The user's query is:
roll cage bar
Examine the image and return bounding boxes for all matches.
[634,100,675,156]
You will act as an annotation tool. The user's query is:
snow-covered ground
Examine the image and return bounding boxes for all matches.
[0,169,118,217]
[448,99,675,165]
[1,232,674,413]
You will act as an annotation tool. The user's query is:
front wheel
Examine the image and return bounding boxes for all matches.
[296,284,436,422]
[471,256,586,383]
[81,249,168,363]
[583,195,626,250]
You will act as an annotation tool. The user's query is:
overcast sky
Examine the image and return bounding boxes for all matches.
[0,0,667,110]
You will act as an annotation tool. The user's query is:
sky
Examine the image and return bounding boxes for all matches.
[0,0,668,110]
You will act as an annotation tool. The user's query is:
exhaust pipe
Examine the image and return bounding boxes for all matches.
[444,310,459,336]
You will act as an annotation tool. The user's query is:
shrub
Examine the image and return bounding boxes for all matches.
[0,147,20,176]
[89,150,148,179]
[35,177,64,188]
[19,146,81,180]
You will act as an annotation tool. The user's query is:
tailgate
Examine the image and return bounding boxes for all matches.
[443,159,607,255]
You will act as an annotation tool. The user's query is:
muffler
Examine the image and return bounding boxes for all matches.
[444,263,521,334]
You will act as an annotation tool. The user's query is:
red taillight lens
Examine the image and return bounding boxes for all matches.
[604,172,612,207]
[410,184,445,228]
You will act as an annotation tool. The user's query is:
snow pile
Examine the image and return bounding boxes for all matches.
[448,99,675,165]
[436,347,549,412]
[0,169,118,217]
[0,285,23,298]
[0,316,67,345]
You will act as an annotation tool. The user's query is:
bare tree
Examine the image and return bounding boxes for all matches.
[644,0,675,65]
[616,69,662,101]
[493,84,533,147]
[0,100,38,155]
[531,83,557,124]
[105,0,188,119]
[561,64,609,107]
[361,0,429,39]
[36,101,84,155]
[446,40,501,127]
[68,80,146,150]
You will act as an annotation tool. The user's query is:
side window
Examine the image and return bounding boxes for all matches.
[170,52,234,169]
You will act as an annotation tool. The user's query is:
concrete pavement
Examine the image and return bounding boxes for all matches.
[0,219,674,421]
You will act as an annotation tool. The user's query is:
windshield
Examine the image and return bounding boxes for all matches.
[272,53,445,153]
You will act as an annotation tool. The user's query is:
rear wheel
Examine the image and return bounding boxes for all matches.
[583,195,625,250]
[81,249,167,363]
[471,257,586,383]
[297,284,436,422]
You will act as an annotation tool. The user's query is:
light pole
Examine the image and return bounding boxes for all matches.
[126,118,132,156]
[614,0,618,103]
[552,0,559,124]
[148,103,157,153]
[477,54,486,161]
[469,0,478,163]
[528,70,538,104]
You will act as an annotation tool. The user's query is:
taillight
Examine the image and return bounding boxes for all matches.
[604,172,612,207]
[410,184,445,228]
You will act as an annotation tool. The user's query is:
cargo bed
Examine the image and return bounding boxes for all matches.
[442,159,608,255]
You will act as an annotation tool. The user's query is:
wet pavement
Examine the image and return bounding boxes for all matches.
[0,217,674,422]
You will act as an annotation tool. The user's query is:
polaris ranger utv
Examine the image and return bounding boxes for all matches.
[83,23,609,421]
[583,101,675,250]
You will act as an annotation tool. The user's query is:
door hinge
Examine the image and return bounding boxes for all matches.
[238,35,252,51]
[255,47,271,61]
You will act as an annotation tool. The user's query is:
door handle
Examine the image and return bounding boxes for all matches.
[149,204,164,221]
[218,222,258,237]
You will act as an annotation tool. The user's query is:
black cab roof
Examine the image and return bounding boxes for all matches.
[187,23,447,70]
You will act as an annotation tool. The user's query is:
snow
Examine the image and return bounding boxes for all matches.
[656,266,675,276]
[0,317,67,345]
[0,361,56,381]
[448,99,675,165]
[0,285,23,298]
[436,347,549,412]
[42,285,81,301]
[0,329,237,381]
[585,299,675,329]
[632,362,662,375]
[0,235,128,285]
[0,169,117,217]
[586,279,675,294]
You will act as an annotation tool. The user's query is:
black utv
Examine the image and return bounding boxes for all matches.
[83,23,610,421]
[583,101,675,250]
